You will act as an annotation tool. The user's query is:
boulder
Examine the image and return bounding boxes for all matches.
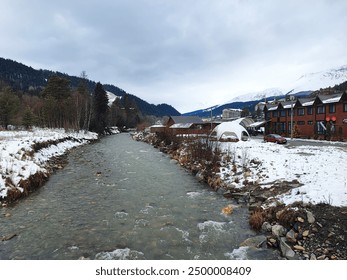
[286,229,297,243]
[306,211,315,224]
[272,224,287,237]
[279,237,296,259]
[261,222,272,233]
[240,235,267,248]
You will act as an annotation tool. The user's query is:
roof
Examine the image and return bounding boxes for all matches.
[299,98,315,107]
[248,120,268,128]
[318,94,343,104]
[170,123,194,129]
[169,116,204,124]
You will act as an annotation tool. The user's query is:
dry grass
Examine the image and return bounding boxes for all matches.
[249,209,266,231]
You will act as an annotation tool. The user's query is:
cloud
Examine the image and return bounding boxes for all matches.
[1,0,347,112]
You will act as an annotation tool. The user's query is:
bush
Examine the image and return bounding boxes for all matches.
[249,209,265,231]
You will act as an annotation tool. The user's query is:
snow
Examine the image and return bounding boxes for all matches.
[218,139,347,207]
[322,96,342,104]
[0,128,98,199]
[106,91,121,106]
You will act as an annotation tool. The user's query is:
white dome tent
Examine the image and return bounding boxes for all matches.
[212,118,251,141]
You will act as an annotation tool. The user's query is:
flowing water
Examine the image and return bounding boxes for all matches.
[0,133,278,260]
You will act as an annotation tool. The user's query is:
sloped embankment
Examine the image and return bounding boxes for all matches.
[0,129,98,205]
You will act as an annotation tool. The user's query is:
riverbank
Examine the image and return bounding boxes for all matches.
[0,128,98,205]
[133,131,347,260]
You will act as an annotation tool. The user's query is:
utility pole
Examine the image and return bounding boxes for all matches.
[290,95,294,140]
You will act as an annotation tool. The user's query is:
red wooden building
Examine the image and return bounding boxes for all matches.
[264,92,347,141]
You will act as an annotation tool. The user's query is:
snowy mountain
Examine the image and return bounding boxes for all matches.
[229,88,284,103]
[290,65,347,93]
[183,64,347,117]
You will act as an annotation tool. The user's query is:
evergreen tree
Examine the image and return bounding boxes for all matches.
[91,82,109,134]
[22,107,35,129]
[0,87,20,128]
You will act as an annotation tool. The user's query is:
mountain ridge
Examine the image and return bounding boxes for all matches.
[0,57,180,117]
[183,64,347,118]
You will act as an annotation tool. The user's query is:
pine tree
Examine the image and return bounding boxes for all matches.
[0,87,20,128]
[91,82,109,134]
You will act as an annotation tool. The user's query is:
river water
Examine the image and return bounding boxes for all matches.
[0,133,278,260]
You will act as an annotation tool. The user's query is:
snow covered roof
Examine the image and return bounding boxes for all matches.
[213,120,250,141]
[248,120,268,128]
[150,124,165,128]
[170,123,194,129]
[321,95,342,104]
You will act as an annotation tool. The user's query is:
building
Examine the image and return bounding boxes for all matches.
[222,108,242,120]
[264,92,347,141]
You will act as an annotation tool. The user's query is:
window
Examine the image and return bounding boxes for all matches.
[316,121,326,135]
[308,121,313,125]
[297,108,305,116]
[329,104,336,113]
[288,110,295,116]
[273,111,278,117]
[280,110,286,117]
[307,107,313,115]
[344,103,347,112]
[316,105,325,114]
[279,122,286,133]
[297,121,305,125]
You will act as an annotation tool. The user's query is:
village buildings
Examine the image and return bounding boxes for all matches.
[264,92,347,140]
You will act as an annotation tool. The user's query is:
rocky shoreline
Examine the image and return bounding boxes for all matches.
[133,132,347,260]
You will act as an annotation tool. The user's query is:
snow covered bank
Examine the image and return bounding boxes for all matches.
[0,128,98,203]
[218,140,347,207]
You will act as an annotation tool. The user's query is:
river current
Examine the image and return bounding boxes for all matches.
[0,133,278,260]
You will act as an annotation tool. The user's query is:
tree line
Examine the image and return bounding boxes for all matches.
[0,73,151,134]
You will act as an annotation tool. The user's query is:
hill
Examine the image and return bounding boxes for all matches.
[0,57,180,117]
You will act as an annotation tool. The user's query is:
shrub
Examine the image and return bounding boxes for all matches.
[249,209,265,231]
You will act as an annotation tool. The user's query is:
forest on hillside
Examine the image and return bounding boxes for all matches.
[0,58,180,133]
[0,74,160,134]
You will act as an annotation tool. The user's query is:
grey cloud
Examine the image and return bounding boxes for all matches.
[1,0,347,112]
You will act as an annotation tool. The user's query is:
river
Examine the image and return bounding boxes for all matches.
[0,133,278,260]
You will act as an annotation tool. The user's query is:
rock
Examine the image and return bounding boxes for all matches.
[4,213,11,217]
[261,222,272,233]
[279,237,296,259]
[310,253,317,260]
[170,159,178,164]
[240,235,267,248]
[254,195,267,202]
[248,202,262,212]
[272,224,287,237]
[221,205,234,215]
[293,245,305,251]
[302,230,309,237]
[297,217,304,223]
[269,238,277,244]
[286,229,297,243]
[223,190,233,199]
[317,255,326,260]
[231,192,250,201]
[306,211,315,224]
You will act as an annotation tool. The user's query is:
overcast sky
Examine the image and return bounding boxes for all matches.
[1,0,346,113]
